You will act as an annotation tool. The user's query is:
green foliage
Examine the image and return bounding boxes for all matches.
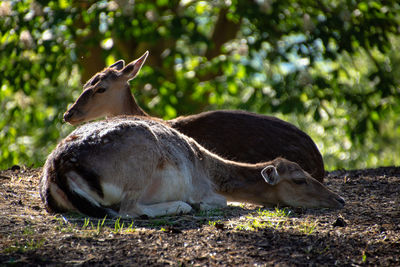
[0,0,76,167]
[1,0,399,169]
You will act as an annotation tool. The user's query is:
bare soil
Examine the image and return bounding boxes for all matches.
[0,165,399,266]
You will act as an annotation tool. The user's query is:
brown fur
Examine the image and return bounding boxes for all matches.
[41,117,344,218]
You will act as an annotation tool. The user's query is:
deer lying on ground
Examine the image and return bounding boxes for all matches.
[63,51,326,181]
[40,116,344,218]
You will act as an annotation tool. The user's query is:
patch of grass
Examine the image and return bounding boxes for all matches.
[3,238,45,253]
[113,217,124,234]
[299,220,318,235]
[125,220,136,233]
[256,207,292,218]
[113,217,135,234]
[22,226,35,236]
[82,217,90,230]
[54,216,78,233]
[235,218,277,231]
[362,250,367,263]
[234,208,291,231]
[92,216,107,235]
[55,216,137,236]
[208,219,221,226]
[195,208,224,217]
[235,224,248,231]
[53,215,108,236]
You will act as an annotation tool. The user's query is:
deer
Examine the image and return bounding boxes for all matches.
[40,116,344,218]
[63,51,326,182]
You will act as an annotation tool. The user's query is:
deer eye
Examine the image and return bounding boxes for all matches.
[96,87,106,94]
[292,178,307,185]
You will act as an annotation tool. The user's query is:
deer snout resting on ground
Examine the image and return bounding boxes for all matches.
[63,52,326,182]
[40,117,344,218]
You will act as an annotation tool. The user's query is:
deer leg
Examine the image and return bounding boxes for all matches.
[119,201,193,218]
[192,192,227,211]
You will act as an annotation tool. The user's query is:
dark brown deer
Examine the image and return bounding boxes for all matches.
[63,52,325,181]
[40,116,344,218]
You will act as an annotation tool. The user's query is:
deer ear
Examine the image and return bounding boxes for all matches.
[121,51,149,81]
[109,60,125,70]
[261,165,281,185]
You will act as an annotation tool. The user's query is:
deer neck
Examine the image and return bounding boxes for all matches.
[116,85,149,117]
[201,147,278,205]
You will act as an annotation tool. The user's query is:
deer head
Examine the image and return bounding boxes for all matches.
[63,51,149,125]
[258,158,344,208]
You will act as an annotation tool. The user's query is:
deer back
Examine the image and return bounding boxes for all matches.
[170,110,325,180]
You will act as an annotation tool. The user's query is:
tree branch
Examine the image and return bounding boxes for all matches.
[205,8,242,60]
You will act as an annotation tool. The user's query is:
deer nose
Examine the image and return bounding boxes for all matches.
[63,110,73,122]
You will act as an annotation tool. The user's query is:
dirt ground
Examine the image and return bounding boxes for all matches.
[0,165,399,266]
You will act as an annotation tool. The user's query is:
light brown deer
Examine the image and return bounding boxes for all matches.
[40,116,344,218]
[63,51,326,181]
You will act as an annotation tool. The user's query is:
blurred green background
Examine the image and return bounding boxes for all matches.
[1,0,400,170]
